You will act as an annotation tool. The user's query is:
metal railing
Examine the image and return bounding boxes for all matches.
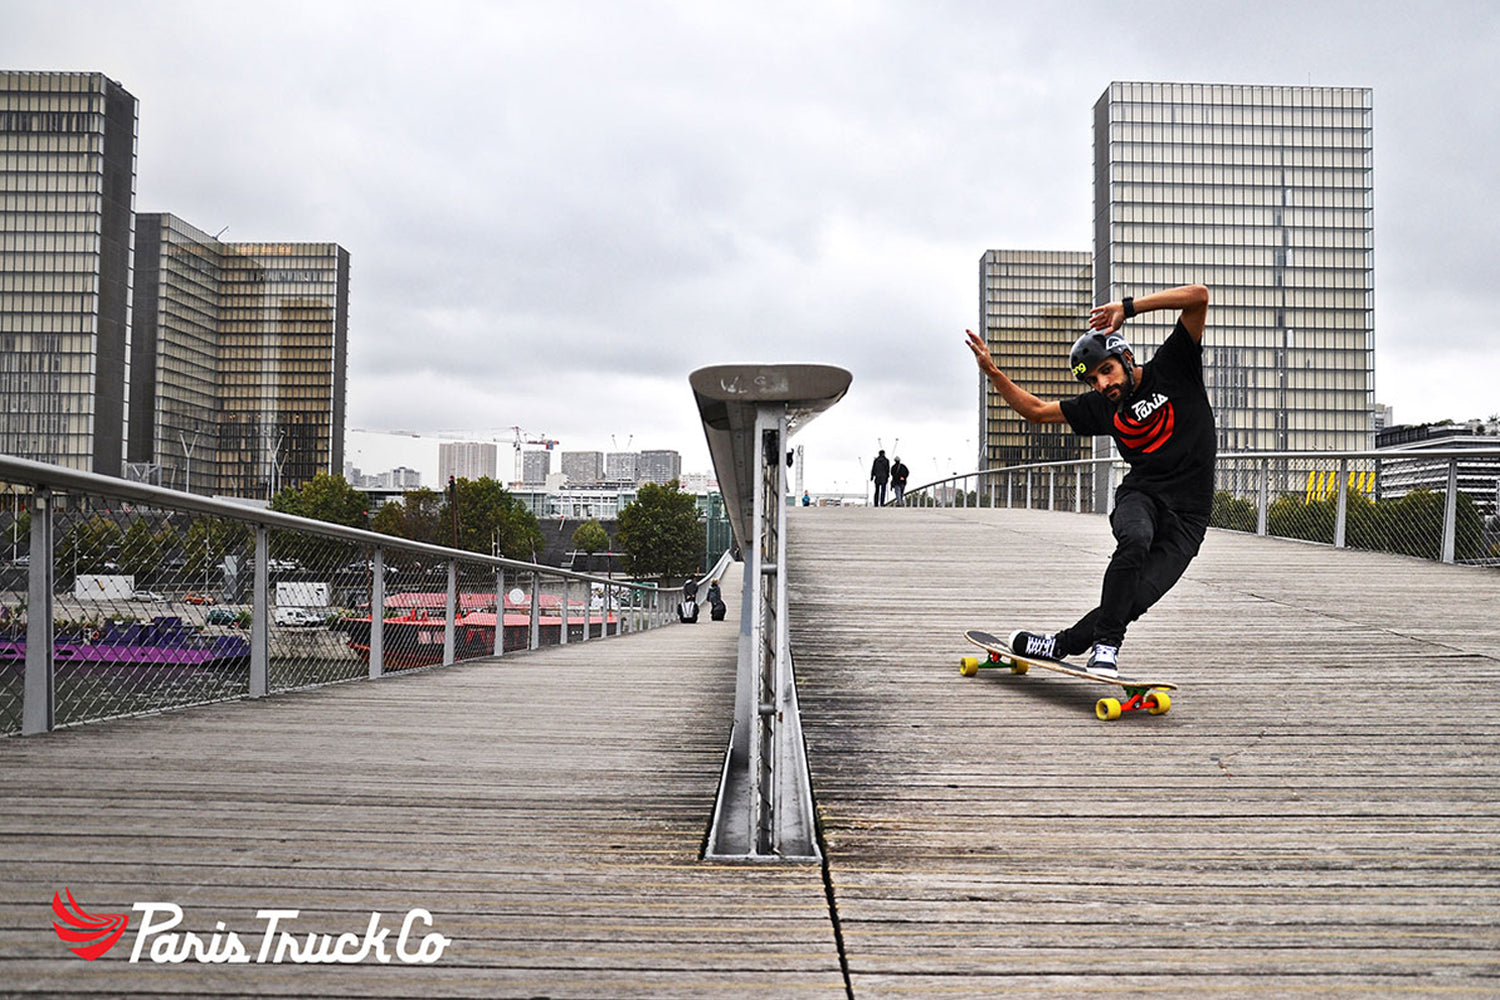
[692,363,852,861]
[0,455,672,737]
[896,448,1500,567]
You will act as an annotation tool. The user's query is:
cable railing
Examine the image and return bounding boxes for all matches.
[0,454,674,737]
[895,448,1500,568]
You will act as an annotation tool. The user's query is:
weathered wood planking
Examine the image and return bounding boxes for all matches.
[788,505,1500,998]
[0,569,848,998]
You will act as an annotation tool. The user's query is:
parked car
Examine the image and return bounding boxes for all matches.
[273,607,324,628]
[206,607,243,625]
[267,559,301,572]
[184,593,216,605]
[133,591,169,602]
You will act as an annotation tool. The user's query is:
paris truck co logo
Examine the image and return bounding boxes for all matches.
[52,888,130,960]
[49,888,452,965]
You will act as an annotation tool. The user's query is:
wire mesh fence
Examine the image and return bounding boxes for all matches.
[899,448,1500,566]
[1,456,670,737]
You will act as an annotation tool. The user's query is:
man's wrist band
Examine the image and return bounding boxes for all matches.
[1122,296,1136,319]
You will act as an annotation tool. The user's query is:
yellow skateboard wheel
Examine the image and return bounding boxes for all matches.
[1096,697,1123,721]
[1146,690,1172,715]
[1010,660,1029,675]
[959,656,980,677]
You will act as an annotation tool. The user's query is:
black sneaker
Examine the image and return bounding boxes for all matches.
[1008,630,1061,661]
[1084,643,1120,678]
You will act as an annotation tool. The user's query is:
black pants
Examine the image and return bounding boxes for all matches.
[873,481,888,506]
[1056,489,1206,655]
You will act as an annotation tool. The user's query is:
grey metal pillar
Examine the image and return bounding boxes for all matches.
[528,572,540,649]
[493,568,505,656]
[1334,458,1349,550]
[250,527,269,698]
[560,579,570,644]
[1442,458,1459,564]
[369,547,385,678]
[443,560,457,665]
[22,487,54,735]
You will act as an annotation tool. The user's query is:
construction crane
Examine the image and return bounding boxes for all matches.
[349,426,560,487]
[510,427,559,486]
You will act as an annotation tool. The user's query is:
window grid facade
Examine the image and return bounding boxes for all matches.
[0,71,136,474]
[1095,81,1376,454]
[130,219,349,497]
[978,250,1093,471]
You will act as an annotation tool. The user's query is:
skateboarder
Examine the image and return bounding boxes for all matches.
[964,284,1213,677]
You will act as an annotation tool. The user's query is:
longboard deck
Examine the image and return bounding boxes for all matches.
[960,629,1177,721]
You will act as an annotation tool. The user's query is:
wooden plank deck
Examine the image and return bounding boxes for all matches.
[0,568,848,998]
[788,505,1500,998]
[4,504,1499,997]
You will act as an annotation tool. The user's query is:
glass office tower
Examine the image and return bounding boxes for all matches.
[129,213,222,492]
[0,71,137,475]
[977,250,1092,471]
[131,226,349,497]
[217,242,349,498]
[1094,82,1375,454]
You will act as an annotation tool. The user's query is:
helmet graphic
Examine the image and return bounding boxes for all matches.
[1069,331,1133,382]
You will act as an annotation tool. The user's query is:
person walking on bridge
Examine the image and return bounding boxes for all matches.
[870,450,891,506]
[964,284,1214,677]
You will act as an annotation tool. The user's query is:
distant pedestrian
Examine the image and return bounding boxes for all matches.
[801,490,812,506]
[870,450,890,506]
[706,578,727,621]
[890,456,909,504]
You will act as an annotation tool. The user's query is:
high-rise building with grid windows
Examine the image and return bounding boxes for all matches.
[1094,81,1375,454]
[0,71,137,475]
[977,250,1093,471]
[131,216,349,497]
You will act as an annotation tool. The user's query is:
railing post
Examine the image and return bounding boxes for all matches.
[1334,457,1349,549]
[22,486,54,735]
[493,567,505,656]
[581,580,591,642]
[1075,467,1084,513]
[528,571,540,649]
[443,560,457,665]
[369,547,385,678]
[560,578,570,644]
[1441,458,1459,564]
[1257,458,1270,536]
[250,526,269,698]
[1048,469,1056,511]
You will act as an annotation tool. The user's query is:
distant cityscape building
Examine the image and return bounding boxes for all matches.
[977,250,1093,470]
[638,449,682,485]
[0,71,138,475]
[521,449,551,485]
[131,213,349,497]
[438,441,497,483]
[1376,420,1500,518]
[560,450,603,486]
[605,451,639,484]
[1094,81,1376,454]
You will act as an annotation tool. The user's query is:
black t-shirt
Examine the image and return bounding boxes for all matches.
[1059,319,1216,518]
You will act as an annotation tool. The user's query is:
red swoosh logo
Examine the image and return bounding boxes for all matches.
[1114,402,1175,453]
[52,888,129,960]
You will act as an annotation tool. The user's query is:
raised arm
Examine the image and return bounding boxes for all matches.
[965,330,1066,424]
[1089,284,1209,342]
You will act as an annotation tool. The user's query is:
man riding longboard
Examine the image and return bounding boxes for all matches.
[965,284,1214,678]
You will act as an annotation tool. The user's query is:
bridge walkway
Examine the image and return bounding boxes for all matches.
[789,504,1500,998]
[3,506,1500,997]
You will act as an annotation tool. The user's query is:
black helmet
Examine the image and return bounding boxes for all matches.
[1069,331,1133,382]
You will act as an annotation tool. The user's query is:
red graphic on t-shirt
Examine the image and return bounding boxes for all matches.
[1114,401,1175,454]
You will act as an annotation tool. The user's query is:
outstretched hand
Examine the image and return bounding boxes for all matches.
[1089,302,1125,334]
[965,329,999,376]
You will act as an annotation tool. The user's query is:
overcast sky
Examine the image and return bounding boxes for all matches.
[5,0,1497,496]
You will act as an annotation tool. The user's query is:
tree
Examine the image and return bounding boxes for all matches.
[615,480,705,580]
[269,472,368,569]
[572,519,609,555]
[372,479,544,562]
